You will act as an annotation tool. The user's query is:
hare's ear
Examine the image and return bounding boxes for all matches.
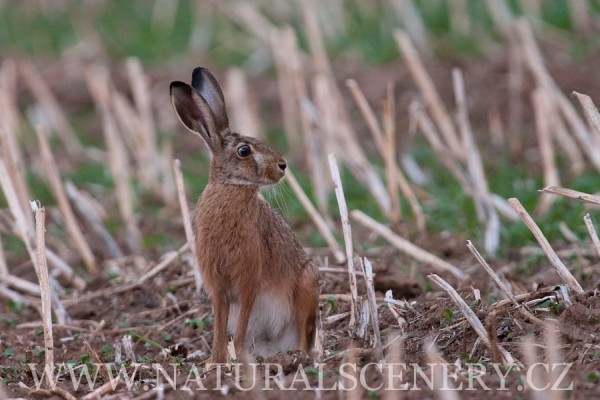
[190,67,229,132]
[170,81,221,149]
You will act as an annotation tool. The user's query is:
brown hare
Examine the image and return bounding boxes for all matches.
[170,67,318,363]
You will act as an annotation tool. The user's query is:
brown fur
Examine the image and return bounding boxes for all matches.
[170,67,318,363]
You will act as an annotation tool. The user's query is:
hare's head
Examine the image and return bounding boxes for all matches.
[170,67,287,186]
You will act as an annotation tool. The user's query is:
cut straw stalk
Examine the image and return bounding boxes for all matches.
[346,79,425,230]
[532,88,560,215]
[410,102,470,190]
[384,291,407,334]
[449,0,471,36]
[105,109,143,256]
[507,33,525,155]
[467,240,541,324]
[302,4,391,216]
[313,310,324,363]
[1,274,41,296]
[328,153,358,331]
[544,322,565,399]
[270,27,300,150]
[521,334,557,399]
[362,258,383,361]
[428,274,515,365]
[508,198,584,294]
[225,68,262,139]
[173,159,203,294]
[411,101,518,222]
[394,30,462,159]
[424,339,460,399]
[484,0,514,37]
[35,125,97,274]
[125,58,167,203]
[285,169,345,263]
[31,202,55,388]
[550,106,585,175]
[0,158,38,270]
[225,0,275,43]
[390,0,430,55]
[453,69,485,222]
[583,213,600,258]
[65,181,123,259]
[572,91,600,144]
[0,162,79,286]
[383,332,406,398]
[467,241,518,306]
[568,0,592,34]
[351,210,466,280]
[137,243,190,284]
[19,59,82,158]
[382,83,401,225]
[541,185,600,206]
[516,20,600,171]
[0,63,33,230]
[453,68,500,254]
[345,79,384,152]
[86,67,143,255]
[313,74,391,217]
[280,24,316,147]
[271,25,332,221]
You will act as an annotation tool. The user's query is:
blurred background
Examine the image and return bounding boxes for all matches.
[1,0,600,270]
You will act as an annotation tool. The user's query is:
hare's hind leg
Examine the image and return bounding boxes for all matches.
[210,292,230,364]
[294,265,319,352]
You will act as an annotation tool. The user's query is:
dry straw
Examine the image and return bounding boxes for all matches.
[467,240,541,324]
[328,153,358,331]
[382,83,401,225]
[0,61,33,229]
[65,181,124,259]
[541,185,600,206]
[584,213,600,257]
[424,339,461,399]
[453,68,500,254]
[225,68,262,140]
[284,169,345,263]
[428,273,515,365]
[394,30,462,159]
[508,198,584,294]
[173,159,203,294]
[31,202,55,388]
[572,91,600,144]
[532,88,560,215]
[19,59,83,158]
[351,210,466,280]
[270,26,301,150]
[86,66,143,256]
[390,0,430,55]
[126,58,173,205]
[362,258,383,362]
[346,78,425,231]
[35,125,98,274]
[516,20,600,171]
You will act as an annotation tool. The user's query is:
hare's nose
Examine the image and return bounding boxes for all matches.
[278,161,287,171]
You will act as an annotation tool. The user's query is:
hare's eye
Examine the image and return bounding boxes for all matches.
[237,145,251,157]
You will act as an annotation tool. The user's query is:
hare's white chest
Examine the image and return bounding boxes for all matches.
[227,289,298,356]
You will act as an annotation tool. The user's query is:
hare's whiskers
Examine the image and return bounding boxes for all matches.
[267,184,290,220]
